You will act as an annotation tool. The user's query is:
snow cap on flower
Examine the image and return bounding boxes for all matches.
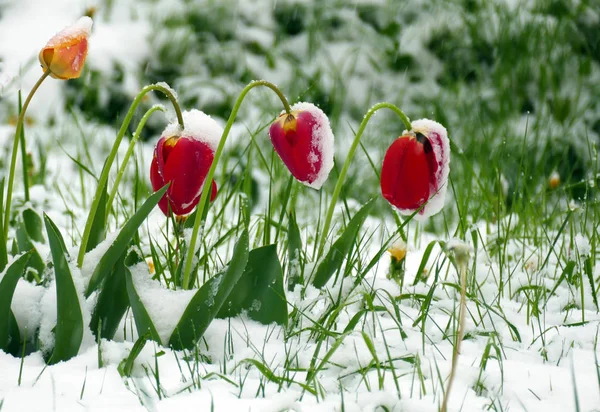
[39,16,93,80]
[447,238,472,267]
[388,239,407,263]
[380,118,449,220]
[548,171,560,189]
[150,110,222,216]
[269,102,334,189]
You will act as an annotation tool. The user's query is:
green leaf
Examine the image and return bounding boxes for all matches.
[86,184,168,297]
[90,249,140,341]
[287,211,303,291]
[22,209,44,244]
[86,179,107,253]
[7,310,20,356]
[44,214,83,365]
[15,209,45,282]
[311,198,376,289]
[125,266,162,345]
[169,230,249,350]
[218,244,288,326]
[0,252,31,353]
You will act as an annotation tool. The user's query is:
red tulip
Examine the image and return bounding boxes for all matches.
[380,119,449,219]
[39,17,92,80]
[269,102,334,189]
[150,110,222,216]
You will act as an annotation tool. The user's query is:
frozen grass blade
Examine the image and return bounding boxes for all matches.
[286,210,303,291]
[217,244,288,326]
[106,104,166,218]
[118,333,149,378]
[44,214,84,365]
[311,198,376,288]
[169,230,249,350]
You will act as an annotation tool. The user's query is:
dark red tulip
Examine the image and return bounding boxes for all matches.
[269,102,334,189]
[380,119,449,219]
[150,110,222,216]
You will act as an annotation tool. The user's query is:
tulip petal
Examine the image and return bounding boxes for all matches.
[381,135,432,213]
[39,17,92,80]
[269,102,334,189]
[380,119,450,220]
[162,137,214,216]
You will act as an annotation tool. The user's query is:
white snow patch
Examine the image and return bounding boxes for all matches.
[43,16,93,48]
[574,233,591,258]
[80,231,119,285]
[11,279,45,340]
[129,262,196,344]
[162,109,224,152]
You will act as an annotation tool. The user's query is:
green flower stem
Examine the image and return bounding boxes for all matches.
[106,105,166,219]
[181,80,291,290]
[317,102,411,257]
[77,83,184,267]
[18,92,30,203]
[4,71,50,242]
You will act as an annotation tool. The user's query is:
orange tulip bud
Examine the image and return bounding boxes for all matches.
[39,16,92,80]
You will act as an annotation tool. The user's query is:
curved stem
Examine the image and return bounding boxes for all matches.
[18,92,30,203]
[106,105,166,219]
[181,80,291,290]
[317,102,411,256]
[77,83,184,266]
[4,71,50,241]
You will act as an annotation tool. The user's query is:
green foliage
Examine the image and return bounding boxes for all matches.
[218,244,288,326]
[15,208,45,282]
[0,252,31,354]
[44,214,84,365]
[86,185,168,297]
[169,230,249,350]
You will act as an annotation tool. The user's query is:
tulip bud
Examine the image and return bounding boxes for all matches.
[387,240,407,283]
[269,102,334,189]
[380,119,449,220]
[39,16,93,80]
[548,171,560,189]
[150,110,222,216]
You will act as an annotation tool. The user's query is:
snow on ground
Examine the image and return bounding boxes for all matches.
[0,1,599,412]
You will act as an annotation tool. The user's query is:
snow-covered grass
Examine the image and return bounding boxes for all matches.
[1,0,600,411]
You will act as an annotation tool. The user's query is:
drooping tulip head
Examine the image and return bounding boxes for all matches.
[268,102,334,189]
[39,16,93,80]
[150,110,222,216]
[380,119,449,220]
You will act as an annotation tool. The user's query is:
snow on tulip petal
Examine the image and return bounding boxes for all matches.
[268,102,334,189]
[381,118,449,220]
[39,16,93,80]
[162,109,223,152]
